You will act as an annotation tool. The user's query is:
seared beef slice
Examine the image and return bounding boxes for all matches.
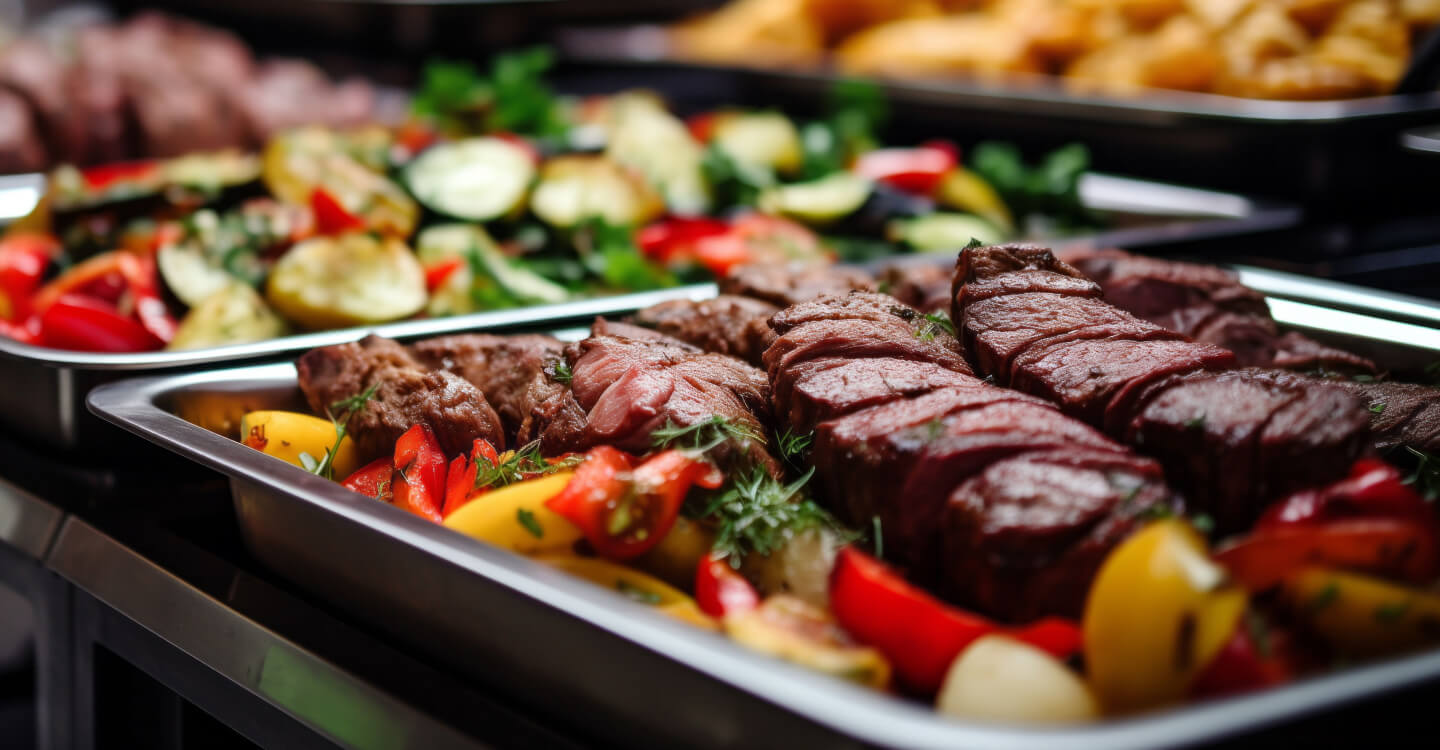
[296,335,505,461]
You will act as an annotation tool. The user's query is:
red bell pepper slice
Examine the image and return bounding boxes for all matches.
[0,316,41,346]
[636,217,731,265]
[0,234,58,321]
[38,295,163,352]
[830,546,1083,695]
[343,458,396,502]
[29,250,176,345]
[546,447,723,560]
[394,424,447,506]
[852,142,958,195]
[686,112,722,144]
[310,188,366,236]
[695,553,760,617]
[392,472,442,523]
[1259,458,1435,530]
[1215,519,1438,591]
[81,160,161,192]
[423,257,465,293]
[440,438,502,518]
[1190,615,1293,699]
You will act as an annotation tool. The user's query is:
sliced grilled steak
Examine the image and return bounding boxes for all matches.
[409,334,566,443]
[781,357,975,435]
[296,335,505,461]
[955,244,1370,529]
[879,262,953,313]
[629,295,778,366]
[1062,248,1378,374]
[945,450,1171,621]
[721,262,877,307]
[1333,381,1440,453]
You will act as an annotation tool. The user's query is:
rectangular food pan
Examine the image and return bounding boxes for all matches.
[0,174,1295,453]
[88,273,1440,749]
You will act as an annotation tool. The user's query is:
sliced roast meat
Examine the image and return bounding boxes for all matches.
[409,334,566,443]
[721,262,877,307]
[781,357,976,435]
[953,244,1371,528]
[1062,248,1378,374]
[879,262,953,313]
[296,335,505,461]
[590,318,696,347]
[1333,380,1440,453]
[630,295,779,366]
[944,449,1173,621]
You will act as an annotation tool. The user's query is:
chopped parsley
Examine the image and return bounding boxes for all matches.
[1184,413,1207,430]
[616,579,662,605]
[1190,513,1216,535]
[1370,402,1387,414]
[914,312,956,341]
[550,359,573,385]
[516,508,544,538]
[308,384,379,480]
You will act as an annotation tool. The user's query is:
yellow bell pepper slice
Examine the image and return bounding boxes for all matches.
[1282,567,1440,659]
[1084,519,1247,715]
[442,473,580,555]
[936,168,1015,235]
[536,555,718,631]
[239,410,359,479]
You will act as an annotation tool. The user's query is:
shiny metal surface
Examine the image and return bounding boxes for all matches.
[87,275,1440,749]
[0,476,64,561]
[0,171,1296,452]
[47,517,485,750]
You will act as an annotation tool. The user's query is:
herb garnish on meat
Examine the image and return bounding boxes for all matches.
[300,384,378,480]
[473,441,581,492]
[652,415,765,456]
[698,466,848,566]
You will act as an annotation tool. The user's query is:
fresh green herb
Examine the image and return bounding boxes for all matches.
[473,441,580,492]
[375,478,391,499]
[872,515,883,559]
[695,466,850,565]
[1403,446,1440,502]
[652,415,765,457]
[1307,581,1340,613]
[308,384,379,480]
[616,579,663,605]
[550,359,573,385]
[516,508,544,539]
[574,218,676,292]
[411,48,568,139]
[776,427,813,463]
[963,237,985,251]
[701,142,775,210]
[1184,413,1207,430]
[298,452,320,473]
[914,312,956,341]
[1190,513,1216,535]
[800,78,888,179]
[924,418,946,441]
[969,141,1093,228]
[1375,601,1410,624]
[1371,402,1387,414]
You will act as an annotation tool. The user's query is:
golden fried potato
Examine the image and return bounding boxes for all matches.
[1220,3,1312,77]
[1187,0,1257,29]
[1068,0,1188,29]
[837,16,1046,77]
[1326,0,1410,57]
[1312,34,1408,90]
[1144,16,1226,90]
[802,0,947,42]
[1064,37,1155,94]
[1400,0,1440,27]
[1218,54,1377,97]
[1278,0,1350,33]
[671,0,825,67]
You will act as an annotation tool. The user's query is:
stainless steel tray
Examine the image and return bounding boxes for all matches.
[88,271,1440,749]
[0,173,1295,452]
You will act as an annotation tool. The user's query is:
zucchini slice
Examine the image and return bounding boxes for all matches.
[167,282,288,350]
[403,137,536,223]
[713,112,803,175]
[758,173,872,225]
[416,224,569,308]
[530,156,664,229]
[605,96,711,215]
[265,233,427,329]
[157,240,239,309]
[889,213,1006,253]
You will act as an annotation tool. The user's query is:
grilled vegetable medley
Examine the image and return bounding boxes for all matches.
[0,49,1094,353]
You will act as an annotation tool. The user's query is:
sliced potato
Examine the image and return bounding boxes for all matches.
[605,96,712,214]
[937,635,1099,723]
[239,410,359,478]
[713,112,804,174]
[168,282,289,350]
[266,233,426,330]
[442,473,581,555]
[725,595,891,689]
[530,156,664,229]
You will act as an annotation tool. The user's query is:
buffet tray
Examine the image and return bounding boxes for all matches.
[0,175,1295,452]
[87,271,1440,749]
[552,51,1440,208]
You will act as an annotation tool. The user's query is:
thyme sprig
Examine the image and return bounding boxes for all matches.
[300,383,379,480]
[651,415,765,457]
[692,466,851,566]
[473,440,581,492]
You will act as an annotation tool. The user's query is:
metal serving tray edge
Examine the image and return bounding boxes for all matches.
[0,172,1296,452]
[88,273,1440,750]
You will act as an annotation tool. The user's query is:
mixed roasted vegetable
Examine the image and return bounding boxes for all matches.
[0,49,1094,353]
[239,390,1440,723]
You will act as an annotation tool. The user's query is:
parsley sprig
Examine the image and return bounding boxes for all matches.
[300,384,379,481]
